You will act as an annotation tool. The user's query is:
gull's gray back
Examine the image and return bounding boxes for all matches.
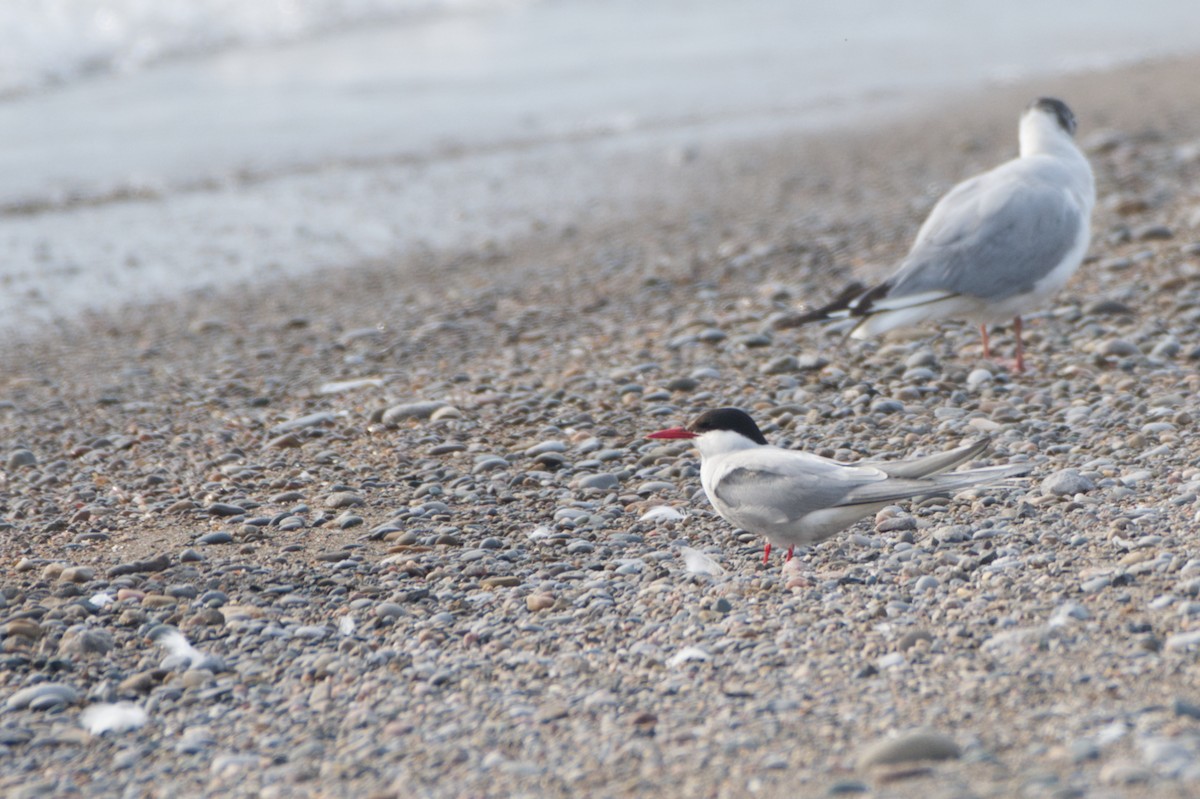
[887,155,1090,302]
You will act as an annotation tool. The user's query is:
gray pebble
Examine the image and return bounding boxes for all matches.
[1041,469,1095,496]
[579,473,620,490]
[1166,630,1200,650]
[1069,739,1100,763]
[6,683,78,711]
[533,452,567,469]
[870,399,904,414]
[966,368,993,387]
[375,603,405,620]
[1134,224,1173,240]
[174,728,216,755]
[324,491,364,509]
[898,630,934,651]
[58,628,114,656]
[293,625,331,640]
[1151,337,1182,358]
[197,531,234,545]
[826,779,870,795]
[1099,339,1139,357]
[1173,698,1200,720]
[382,401,448,425]
[269,412,336,434]
[525,440,566,456]
[7,449,37,470]
[473,456,509,474]
[106,553,171,577]
[761,355,799,375]
[200,590,228,607]
[857,728,961,768]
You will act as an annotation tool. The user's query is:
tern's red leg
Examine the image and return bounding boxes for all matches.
[979,324,991,359]
[786,546,794,561]
[1013,315,1025,373]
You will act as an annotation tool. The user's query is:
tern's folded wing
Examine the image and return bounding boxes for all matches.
[865,439,989,479]
[841,464,1029,507]
[711,450,888,524]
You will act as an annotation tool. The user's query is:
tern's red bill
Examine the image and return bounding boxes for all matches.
[647,427,697,440]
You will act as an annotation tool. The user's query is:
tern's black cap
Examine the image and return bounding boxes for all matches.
[687,408,769,445]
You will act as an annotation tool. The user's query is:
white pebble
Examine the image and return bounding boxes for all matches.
[81,703,148,735]
[641,506,685,522]
[666,646,710,667]
[679,547,724,576]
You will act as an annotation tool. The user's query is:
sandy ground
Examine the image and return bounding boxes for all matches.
[3,55,1200,798]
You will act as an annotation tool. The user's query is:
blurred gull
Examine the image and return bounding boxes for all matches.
[790,97,1095,372]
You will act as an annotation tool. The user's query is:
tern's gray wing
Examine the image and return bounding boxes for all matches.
[864,439,989,479]
[886,161,1085,302]
[840,464,1027,505]
[710,450,888,527]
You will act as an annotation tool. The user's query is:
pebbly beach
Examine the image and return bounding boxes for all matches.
[3,43,1200,799]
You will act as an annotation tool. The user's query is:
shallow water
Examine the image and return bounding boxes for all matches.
[0,0,1197,327]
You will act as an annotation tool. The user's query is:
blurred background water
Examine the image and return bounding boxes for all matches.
[1,0,1198,326]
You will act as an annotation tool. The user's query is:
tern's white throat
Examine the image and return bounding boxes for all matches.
[695,429,762,459]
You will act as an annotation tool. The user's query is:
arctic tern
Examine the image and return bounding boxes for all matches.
[648,408,1029,562]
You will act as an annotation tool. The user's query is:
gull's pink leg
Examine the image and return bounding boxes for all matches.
[762,541,771,564]
[786,546,795,561]
[1014,316,1025,373]
[979,324,991,359]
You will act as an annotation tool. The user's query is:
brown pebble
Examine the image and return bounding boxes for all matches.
[40,563,65,580]
[116,588,146,601]
[119,669,167,694]
[267,433,303,449]
[178,669,213,689]
[185,608,226,627]
[220,605,265,622]
[117,609,149,626]
[59,566,96,583]
[4,619,42,640]
[481,576,522,589]
[526,593,555,612]
[876,516,917,534]
[141,594,177,609]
